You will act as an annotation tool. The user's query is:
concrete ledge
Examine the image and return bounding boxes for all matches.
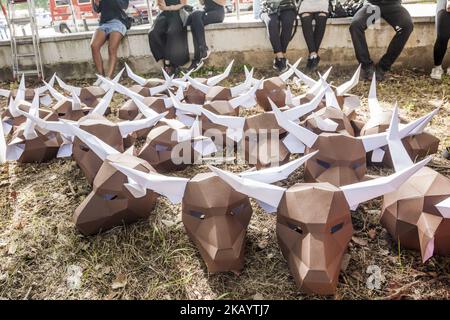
[0,14,445,81]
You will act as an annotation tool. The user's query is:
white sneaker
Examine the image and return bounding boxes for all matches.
[430,66,444,80]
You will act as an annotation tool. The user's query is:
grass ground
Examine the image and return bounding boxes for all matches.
[0,66,449,300]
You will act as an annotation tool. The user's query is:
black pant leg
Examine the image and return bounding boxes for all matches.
[349,4,381,67]
[148,15,169,62]
[300,13,316,53]
[262,13,282,53]
[279,10,296,53]
[188,10,205,61]
[166,16,189,67]
[434,9,450,66]
[378,3,414,70]
[313,13,328,54]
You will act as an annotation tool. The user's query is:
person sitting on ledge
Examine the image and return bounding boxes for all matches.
[349,0,414,81]
[91,0,130,80]
[186,0,226,72]
[430,0,450,80]
[148,0,190,75]
[260,0,298,72]
[299,0,329,71]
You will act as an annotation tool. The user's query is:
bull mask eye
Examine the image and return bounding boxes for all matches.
[58,113,66,117]
[352,162,363,170]
[80,144,90,152]
[189,210,205,220]
[288,223,303,234]
[316,159,331,169]
[330,222,344,234]
[102,194,118,200]
[230,203,246,216]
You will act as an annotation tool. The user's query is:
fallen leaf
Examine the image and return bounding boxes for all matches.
[161,219,176,228]
[111,273,127,290]
[257,239,268,250]
[253,293,264,300]
[66,265,83,289]
[352,236,368,247]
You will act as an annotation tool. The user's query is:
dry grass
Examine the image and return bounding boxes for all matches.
[0,66,449,300]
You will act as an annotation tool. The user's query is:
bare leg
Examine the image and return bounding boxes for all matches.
[90,29,107,76]
[107,32,123,78]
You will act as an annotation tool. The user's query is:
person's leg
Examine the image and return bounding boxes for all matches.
[107,31,124,78]
[148,15,169,63]
[166,17,189,70]
[434,10,450,67]
[377,3,414,71]
[300,13,316,54]
[349,4,380,68]
[187,10,205,61]
[262,13,283,55]
[313,12,328,54]
[90,29,108,76]
[279,9,296,54]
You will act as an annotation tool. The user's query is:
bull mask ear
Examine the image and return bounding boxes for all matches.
[185,74,210,94]
[14,74,26,106]
[44,79,67,102]
[201,108,245,142]
[358,107,440,152]
[279,58,302,82]
[63,121,120,161]
[270,98,318,148]
[416,212,442,262]
[55,75,82,96]
[229,67,257,97]
[206,60,234,86]
[240,150,318,184]
[208,165,286,212]
[335,64,361,96]
[125,63,147,86]
[368,74,383,115]
[169,91,203,116]
[110,162,189,204]
[341,156,432,210]
[387,105,413,172]
[23,92,40,140]
[117,112,167,138]
[70,89,82,111]
[229,78,263,109]
[91,88,115,116]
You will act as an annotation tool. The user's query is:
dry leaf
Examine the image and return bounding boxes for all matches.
[340,253,351,272]
[352,236,368,246]
[111,273,127,290]
[368,229,377,240]
[7,242,17,255]
[253,293,264,300]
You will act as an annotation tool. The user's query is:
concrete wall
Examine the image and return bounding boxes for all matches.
[0,16,446,81]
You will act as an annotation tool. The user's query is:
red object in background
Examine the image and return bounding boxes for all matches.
[1,0,8,17]
[49,0,98,23]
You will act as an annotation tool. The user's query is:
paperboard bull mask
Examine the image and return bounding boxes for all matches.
[270,98,438,187]
[381,107,450,262]
[210,156,431,294]
[112,155,312,273]
[138,118,216,172]
[2,93,63,163]
[362,77,440,167]
[72,112,166,184]
[54,73,119,108]
[185,63,254,102]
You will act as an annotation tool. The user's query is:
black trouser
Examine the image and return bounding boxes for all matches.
[148,12,189,67]
[434,9,450,66]
[349,2,414,70]
[300,12,328,54]
[261,9,297,54]
[187,6,225,61]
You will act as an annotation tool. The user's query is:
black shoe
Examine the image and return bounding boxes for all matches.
[187,60,204,73]
[163,61,176,76]
[273,57,288,73]
[443,146,450,160]
[361,63,376,81]
[199,46,211,62]
[375,64,387,81]
[307,56,320,71]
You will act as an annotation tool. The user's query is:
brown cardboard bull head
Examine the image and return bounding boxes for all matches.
[73,111,166,184]
[270,98,438,187]
[380,107,450,262]
[3,94,63,163]
[210,155,430,294]
[362,77,440,167]
[112,155,312,274]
